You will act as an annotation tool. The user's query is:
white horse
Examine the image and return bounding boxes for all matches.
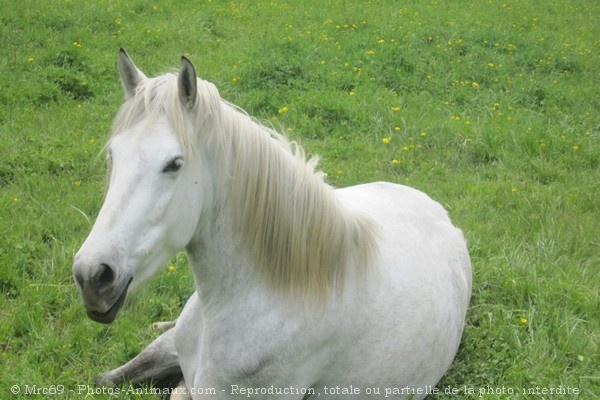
[73,49,471,399]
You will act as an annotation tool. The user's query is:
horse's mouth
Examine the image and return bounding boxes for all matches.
[87,278,133,324]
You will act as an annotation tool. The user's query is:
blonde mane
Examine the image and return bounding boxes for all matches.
[111,73,378,303]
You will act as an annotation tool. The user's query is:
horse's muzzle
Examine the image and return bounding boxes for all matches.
[73,259,133,324]
[86,277,132,324]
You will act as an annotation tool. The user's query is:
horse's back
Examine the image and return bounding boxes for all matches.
[337,181,456,229]
[336,180,471,312]
[331,181,471,397]
[336,181,470,290]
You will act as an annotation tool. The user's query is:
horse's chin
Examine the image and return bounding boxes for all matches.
[87,278,132,324]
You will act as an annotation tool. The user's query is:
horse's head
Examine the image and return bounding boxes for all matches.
[73,50,208,323]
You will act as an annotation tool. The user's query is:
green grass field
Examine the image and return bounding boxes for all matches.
[1,0,598,398]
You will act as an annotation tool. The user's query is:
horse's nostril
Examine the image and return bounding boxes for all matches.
[74,270,85,290]
[94,263,116,294]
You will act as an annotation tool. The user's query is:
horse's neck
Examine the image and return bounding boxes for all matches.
[185,203,264,306]
[185,109,375,307]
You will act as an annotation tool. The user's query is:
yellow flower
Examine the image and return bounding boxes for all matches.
[349,91,355,96]
[232,77,238,83]
[572,145,579,151]
[391,159,400,165]
[367,50,376,56]
[378,39,385,44]
[168,265,176,272]
[519,317,527,325]
[382,137,391,144]
[391,106,400,112]
[27,56,35,62]
[278,106,288,114]
[420,132,427,137]
[472,81,480,89]
[73,41,82,47]
[394,127,401,132]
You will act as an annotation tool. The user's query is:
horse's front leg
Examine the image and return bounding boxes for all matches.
[170,379,191,400]
[95,326,182,387]
[152,320,177,331]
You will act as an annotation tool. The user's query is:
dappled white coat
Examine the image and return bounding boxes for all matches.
[175,182,471,399]
[75,50,472,400]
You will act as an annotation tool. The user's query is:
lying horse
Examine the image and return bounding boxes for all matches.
[73,49,472,399]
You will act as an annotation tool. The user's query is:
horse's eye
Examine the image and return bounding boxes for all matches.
[162,157,183,173]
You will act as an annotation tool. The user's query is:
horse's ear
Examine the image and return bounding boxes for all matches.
[178,56,198,108]
[118,48,146,98]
